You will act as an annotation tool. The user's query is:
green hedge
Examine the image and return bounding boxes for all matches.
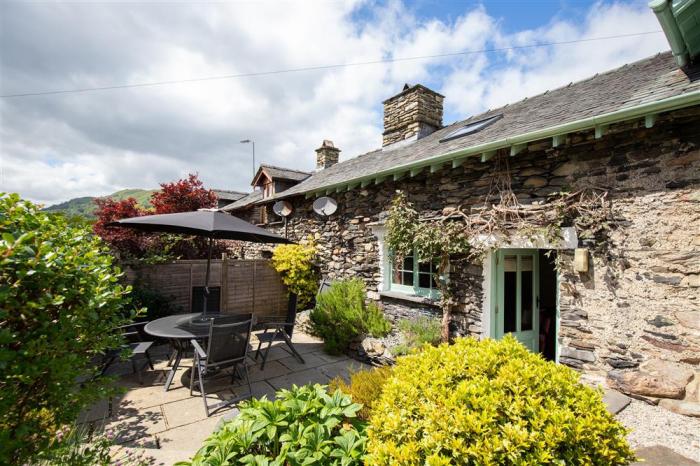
[0,193,133,464]
[367,336,635,465]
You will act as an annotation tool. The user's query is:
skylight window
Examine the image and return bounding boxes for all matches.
[439,114,503,143]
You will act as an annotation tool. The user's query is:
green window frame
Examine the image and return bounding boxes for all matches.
[389,250,440,299]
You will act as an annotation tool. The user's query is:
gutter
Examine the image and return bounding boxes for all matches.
[650,0,690,67]
[298,89,700,198]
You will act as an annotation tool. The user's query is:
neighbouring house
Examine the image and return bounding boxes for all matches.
[213,189,248,209]
[223,19,700,412]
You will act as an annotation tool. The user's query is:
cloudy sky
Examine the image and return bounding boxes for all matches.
[1,0,669,206]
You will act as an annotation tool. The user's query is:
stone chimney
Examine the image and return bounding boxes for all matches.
[315,140,340,170]
[383,83,444,147]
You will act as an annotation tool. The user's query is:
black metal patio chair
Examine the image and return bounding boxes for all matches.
[254,294,305,370]
[190,313,254,417]
[99,322,154,385]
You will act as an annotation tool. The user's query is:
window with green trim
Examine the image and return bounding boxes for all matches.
[389,250,440,299]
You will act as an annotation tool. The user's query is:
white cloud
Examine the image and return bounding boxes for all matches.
[0,0,669,205]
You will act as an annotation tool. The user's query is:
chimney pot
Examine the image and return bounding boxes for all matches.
[315,140,340,170]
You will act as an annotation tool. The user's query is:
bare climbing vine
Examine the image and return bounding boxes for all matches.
[385,151,615,342]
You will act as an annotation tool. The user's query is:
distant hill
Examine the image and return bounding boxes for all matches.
[44,188,157,219]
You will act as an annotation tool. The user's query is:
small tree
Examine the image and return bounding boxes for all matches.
[151,173,217,214]
[385,192,471,342]
[0,193,133,464]
[93,197,150,258]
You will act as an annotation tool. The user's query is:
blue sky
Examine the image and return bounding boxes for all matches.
[0,0,669,204]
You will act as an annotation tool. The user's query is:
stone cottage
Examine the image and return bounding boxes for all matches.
[224,50,700,413]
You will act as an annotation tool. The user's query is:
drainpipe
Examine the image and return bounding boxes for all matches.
[650,0,690,67]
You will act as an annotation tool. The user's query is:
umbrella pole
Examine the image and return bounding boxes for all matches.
[202,236,213,318]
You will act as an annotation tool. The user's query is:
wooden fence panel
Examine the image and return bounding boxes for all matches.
[127,258,287,320]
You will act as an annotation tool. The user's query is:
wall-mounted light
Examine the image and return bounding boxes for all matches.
[574,248,589,273]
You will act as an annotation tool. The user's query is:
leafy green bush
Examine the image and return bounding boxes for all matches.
[367,336,636,465]
[0,193,133,465]
[271,241,319,309]
[392,317,442,356]
[310,279,391,354]
[177,384,367,466]
[129,279,178,321]
[329,366,393,421]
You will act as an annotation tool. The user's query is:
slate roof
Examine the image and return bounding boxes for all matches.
[232,52,700,209]
[213,189,247,202]
[220,191,262,211]
[254,164,311,184]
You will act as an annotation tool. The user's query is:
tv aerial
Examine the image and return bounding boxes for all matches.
[312,197,338,217]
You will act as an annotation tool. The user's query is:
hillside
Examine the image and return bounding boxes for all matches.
[44,188,157,219]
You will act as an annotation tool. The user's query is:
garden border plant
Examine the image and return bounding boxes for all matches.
[0,193,136,465]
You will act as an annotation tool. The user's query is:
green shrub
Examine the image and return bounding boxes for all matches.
[329,366,393,421]
[176,384,367,466]
[271,241,319,309]
[0,193,133,465]
[367,336,636,465]
[129,279,178,321]
[310,279,391,354]
[392,316,441,356]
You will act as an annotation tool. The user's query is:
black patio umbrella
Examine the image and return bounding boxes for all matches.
[108,209,292,319]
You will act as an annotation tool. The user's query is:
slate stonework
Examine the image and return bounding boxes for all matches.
[234,107,700,393]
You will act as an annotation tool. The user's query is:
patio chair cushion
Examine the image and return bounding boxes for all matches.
[130,341,153,355]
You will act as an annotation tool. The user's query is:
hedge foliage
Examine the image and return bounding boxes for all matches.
[310,279,391,354]
[177,384,367,466]
[367,336,636,465]
[0,193,133,465]
[271,242,319,309]
[329,366,393,421]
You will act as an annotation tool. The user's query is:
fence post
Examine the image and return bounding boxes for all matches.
[221,253,229,313]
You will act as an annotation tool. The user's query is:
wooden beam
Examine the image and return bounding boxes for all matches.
[410,167,423,177]
[510,144,526,156]
[552,134,566,148]
[326,188,334,195]
[430,163,441,173]
[346,182,360,191]
[594,124,608,139]
[645,114,657,128]
[374,176,386,185]
[393,172,405,182]
[360,180,371,188]
[451,157,466,169]
[305,192,314,199]
[480,151,495,162]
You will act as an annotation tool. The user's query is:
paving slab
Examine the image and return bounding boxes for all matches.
[248,359,293,382]
[318,359,372,383]
[105,406,167,444]
[267,367,330,390]
[603,388,632,415]
[162,390,233,428]
[277,352,328,372]
[633,446,700,466]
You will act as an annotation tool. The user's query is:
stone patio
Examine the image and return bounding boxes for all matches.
[80,331,370,465]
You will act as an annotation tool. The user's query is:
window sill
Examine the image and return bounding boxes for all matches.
[379,290,440,307]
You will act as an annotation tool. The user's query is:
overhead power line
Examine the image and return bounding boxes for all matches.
[1,30,663,98]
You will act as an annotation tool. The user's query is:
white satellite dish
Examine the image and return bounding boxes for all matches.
[312,196,338,216]
[273,200,293,217]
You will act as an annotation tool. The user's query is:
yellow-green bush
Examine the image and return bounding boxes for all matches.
[329,366,393,420]
[271,241,318,309]
[367,336,635,465]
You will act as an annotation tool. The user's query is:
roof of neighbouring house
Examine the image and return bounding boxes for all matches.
[220,191,263,211]
[231,52,700,209]
[251,164,312,186]
[213,189,248,202]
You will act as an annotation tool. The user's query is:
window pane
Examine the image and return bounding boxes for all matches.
[403,256,414,271]
[504,255,517,333]
[402,271,414,285]
[392,267,402,285]
[521,269,533,331]
[418,273,432,288]
[418,260,431,274]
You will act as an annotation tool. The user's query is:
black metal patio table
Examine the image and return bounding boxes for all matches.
[144,313,219,391]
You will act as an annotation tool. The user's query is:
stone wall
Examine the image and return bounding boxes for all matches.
[236,106,700,390]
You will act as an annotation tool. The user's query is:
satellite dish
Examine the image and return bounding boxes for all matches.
[273,200,293,217]
[313,196,338,216]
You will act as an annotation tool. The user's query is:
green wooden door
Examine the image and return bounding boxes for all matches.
[494,250,539,352]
